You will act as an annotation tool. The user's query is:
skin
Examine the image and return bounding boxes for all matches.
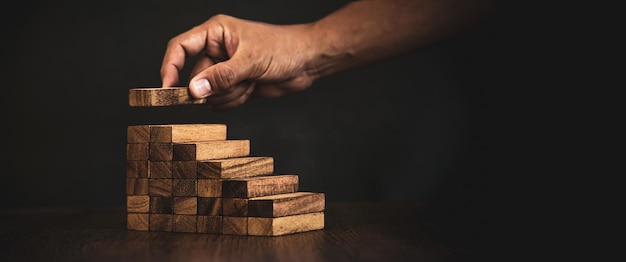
[161,0,498,111]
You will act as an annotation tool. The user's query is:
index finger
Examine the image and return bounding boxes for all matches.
[160,27,210,87]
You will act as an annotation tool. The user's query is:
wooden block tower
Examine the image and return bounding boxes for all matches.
[125,123,325,236]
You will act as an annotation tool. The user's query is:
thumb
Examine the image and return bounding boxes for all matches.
[188,58,252,98]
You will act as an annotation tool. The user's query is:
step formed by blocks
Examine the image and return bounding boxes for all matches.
[125,123,325,236]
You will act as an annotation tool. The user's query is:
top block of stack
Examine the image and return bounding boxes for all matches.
[129,87,205,107]
[127,124,227,143]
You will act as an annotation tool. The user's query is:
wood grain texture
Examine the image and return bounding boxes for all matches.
[149,143,173,161]
[197,197,222,216]
[149,214,173,232]
[126,161,148,178]
[222,175,299,198]
[172,140,250,161]
[127,196,150,213]
[222,198,248,217]
[149,179,172,197]
[172,161,196,179]
[197,216,222,234]
[173,197,197,215]
[197,179,222,197]
[150,124,227,143]
[222,217,247,235]
[127,125,150,143]
[150,196,173,214]
[197,157,274,179]
[126,178,148,195]
[173,179,197,196]
[129,87,206,107]
[173,215,197,233]
[149,161,172,178]
[126,143,149,160]
[248,192,325,218]
[248,212,324,236]
[127,213,149,231]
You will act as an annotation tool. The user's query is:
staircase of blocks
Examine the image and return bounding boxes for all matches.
[125,124,325,236]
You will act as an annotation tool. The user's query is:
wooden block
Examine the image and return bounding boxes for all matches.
[150,124,227,143]
[127,213,149,231]
[222,198,248,217]
[127,196,150,213]
[222,175,299,198]
[197,179,222,197]
[149,179,172,196]
[172,140,250,161]
[150,196,173,214]
[248,212,324,236]
[173,179,197,196]
[129,87,207,107]
[149,143,173,161]
[222,217,247,235]
[197,216,222,234]
[149,161,172,178]
[172,161,196,179]
[174,197,197,215]
[248,192,325,217]
[173,215,197,233]
[126,178,148,195]
[126,161,148,178]
[150,214,173,232]
[127,125,150,143]
[127,143,149,160]
[197,157,274,179]
[197,197,222,216]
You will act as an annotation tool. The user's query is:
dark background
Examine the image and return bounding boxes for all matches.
[0,0,504,216]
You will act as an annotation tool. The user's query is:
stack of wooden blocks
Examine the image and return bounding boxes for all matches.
[125,123,325,236]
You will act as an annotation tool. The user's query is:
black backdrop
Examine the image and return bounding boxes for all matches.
[0,0,503,212]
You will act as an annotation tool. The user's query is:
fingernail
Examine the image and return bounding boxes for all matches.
[191,79,211,97]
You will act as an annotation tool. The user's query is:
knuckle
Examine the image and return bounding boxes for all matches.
[213,66,237,89]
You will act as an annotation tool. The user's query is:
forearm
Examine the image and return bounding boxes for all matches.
[305,0,497,78]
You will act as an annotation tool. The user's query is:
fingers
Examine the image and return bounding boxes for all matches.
[188,56,253,99]
[207,82,256,112]
[252,75,313,98]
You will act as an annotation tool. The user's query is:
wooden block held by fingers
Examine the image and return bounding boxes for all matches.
[150,214,173,232]
[222,198,248,217]
[222,216,247,235]
[149,161,172,178]
[150,124,227,143]
[222,175,299,198]
[174,197,197,215]
[129,87,207,107]
[127,161,149,178]
[127,125,150,143]
[248,192,325,218]
[197,216,222,234]
[173,215,197,233]
[197,179,222,197]
[127,178,149,195]
[150,196,173,214]
[172,140,250,161]
[127,196,150,213]
[127,143,149,160]
[197,197,222,216]
[197,157,274,179]
[127,213,149,231]
[248,212,324,236]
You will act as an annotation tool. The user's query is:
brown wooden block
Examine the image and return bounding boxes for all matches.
[173,215,197,233]
[149,161,172,178]
[149,214,173,232]
[222,198,248,217]
[248,192,325,217]
[172,140,250,161]
[172,161,196,179]
[126,161,148,178]
[222,217,247,235]
[149,179,172,196]
[149,143,173,161]
[222,175,299,198]
[174,197,197,215]
[173,179,197,196]
[248,212,324,236]
[126,178,148,195]
[127,196,150,213]
[197,179,222,197]
[127,125,150,143]
[197,157,274,179]
[197,216,222,234]
[197,197,222,216]
[127,213,149,231]
[129,87,207,107]
[127,143,149,160]
[150,196,173,214]
[150,124,227,143]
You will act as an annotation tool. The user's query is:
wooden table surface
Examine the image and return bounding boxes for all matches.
[0,201,486,262]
